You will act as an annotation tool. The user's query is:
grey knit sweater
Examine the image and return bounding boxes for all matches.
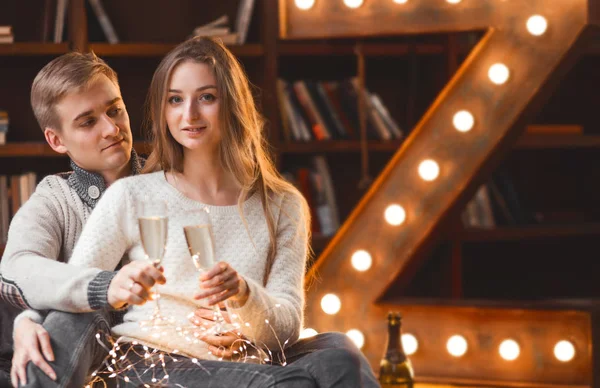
[0,151,142,324]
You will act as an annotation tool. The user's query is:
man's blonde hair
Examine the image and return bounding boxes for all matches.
[31,51,119,132]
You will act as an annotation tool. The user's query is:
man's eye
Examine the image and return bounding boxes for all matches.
[81,119,95,127]
[108,108,122,117]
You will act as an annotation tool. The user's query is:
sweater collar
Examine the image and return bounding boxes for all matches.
[67,149,143,209]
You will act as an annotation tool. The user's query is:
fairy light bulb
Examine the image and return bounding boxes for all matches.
[446,0,461,3]
[453,110,475,133]
[418,159,440,181]
[554,340,575,362]
[393,0,408,3]
[385,204,406,226]
[351,250,372,272]
[346,329,365,349]
[295,0,316,10]
[488,63,510,85]
[300,328,318,339]
[527,15,548,36]
[321,294,341,315]
[344,0,364,8]
[402,333,418,355]
[447,335,468,357]
[499,339,520,361]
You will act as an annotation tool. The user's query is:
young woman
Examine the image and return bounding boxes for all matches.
[53,36,376,387]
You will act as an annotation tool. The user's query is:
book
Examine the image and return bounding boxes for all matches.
[0,36,14,44]
[88,0,120,44]
[235,0,256,44]
[0,26,12,36]
[54,0,68,43]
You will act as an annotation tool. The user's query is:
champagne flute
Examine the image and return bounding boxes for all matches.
[184,207,236,335]
[138,199,168,325]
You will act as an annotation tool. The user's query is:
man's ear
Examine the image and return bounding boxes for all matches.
[44,128,68,154]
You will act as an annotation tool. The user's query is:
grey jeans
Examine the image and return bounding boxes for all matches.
[22,311,378,387]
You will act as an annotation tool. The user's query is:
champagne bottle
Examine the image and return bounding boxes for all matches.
[379,312,415,387]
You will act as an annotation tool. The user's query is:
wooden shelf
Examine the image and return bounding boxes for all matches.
[459,224,600,242]
[277,42,445,56]
[89,43,265,57]
[278,134,600,154]
[0,43,70,56]
[0,142,151,158]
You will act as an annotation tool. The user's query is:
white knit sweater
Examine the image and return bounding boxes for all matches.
[67,171,308,359]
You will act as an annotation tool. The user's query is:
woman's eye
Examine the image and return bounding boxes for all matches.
[168,96,183,104]
[200,94,216,102]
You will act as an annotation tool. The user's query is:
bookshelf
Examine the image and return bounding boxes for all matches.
[0,0,599,301]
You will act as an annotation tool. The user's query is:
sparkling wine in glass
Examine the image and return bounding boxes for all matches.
[138,199,168,325]
[184,208,236,335]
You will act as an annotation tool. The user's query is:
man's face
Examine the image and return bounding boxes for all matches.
[48,74,133,176]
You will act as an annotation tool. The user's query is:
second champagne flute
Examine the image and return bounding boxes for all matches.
[184,207,237,335]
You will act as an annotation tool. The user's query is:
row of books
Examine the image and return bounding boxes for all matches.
[282,156,340,237]
[277,78,404,143]
[462,171,535,228]
[0,111,8,145]
[0,173,37,244]
[0,26,14,44]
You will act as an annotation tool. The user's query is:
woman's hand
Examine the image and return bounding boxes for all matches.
[107,261,166,309]
[11,318,56,387]
[189,307,242,359]
[193,262,249,307]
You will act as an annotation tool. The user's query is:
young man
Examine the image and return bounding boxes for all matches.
[0,51,164,387]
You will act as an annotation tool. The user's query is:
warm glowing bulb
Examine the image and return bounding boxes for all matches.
[402,333,418,355]
[527,15,548,36]
[499,339,520,361]
[446,0,461,3]
[488,63,510,85]
[554,340,575,362]
[453,110,474,133]
[344,0,364,8]
[418,159,440,181]
[300,328,318,339]
[321,294,341,315]
[447,335,468,357]
[393,0,408,3]
[385,204,406,226]
[346,329,365,349]
[295,0,316,10]
[351,250,372,272]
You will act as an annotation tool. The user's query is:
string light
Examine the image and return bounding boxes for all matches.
[393,0,408,3]
[402,333,418,355]
[418,159,440,181]
[346,329,365,349]
[554,340,575,362]
[351,250,372,271]
[446,0,461,3]
[321,293,342,315]
[384,204,406,226]
[446,335,468,357]
[295,0,315,10]
[527,15,548,36]
[453,110,475,133]
[300,328,319,339]
[488,63,510,85]
[343,0,364,8]
[499,339,520,361]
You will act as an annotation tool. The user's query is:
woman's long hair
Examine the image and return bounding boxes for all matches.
[143,36,311,283]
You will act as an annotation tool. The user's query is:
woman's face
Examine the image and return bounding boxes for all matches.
[165,61,221,154]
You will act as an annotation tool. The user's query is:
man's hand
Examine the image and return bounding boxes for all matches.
[11,318,56,387]
[190,307,242,359]
[107,261,166,309]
